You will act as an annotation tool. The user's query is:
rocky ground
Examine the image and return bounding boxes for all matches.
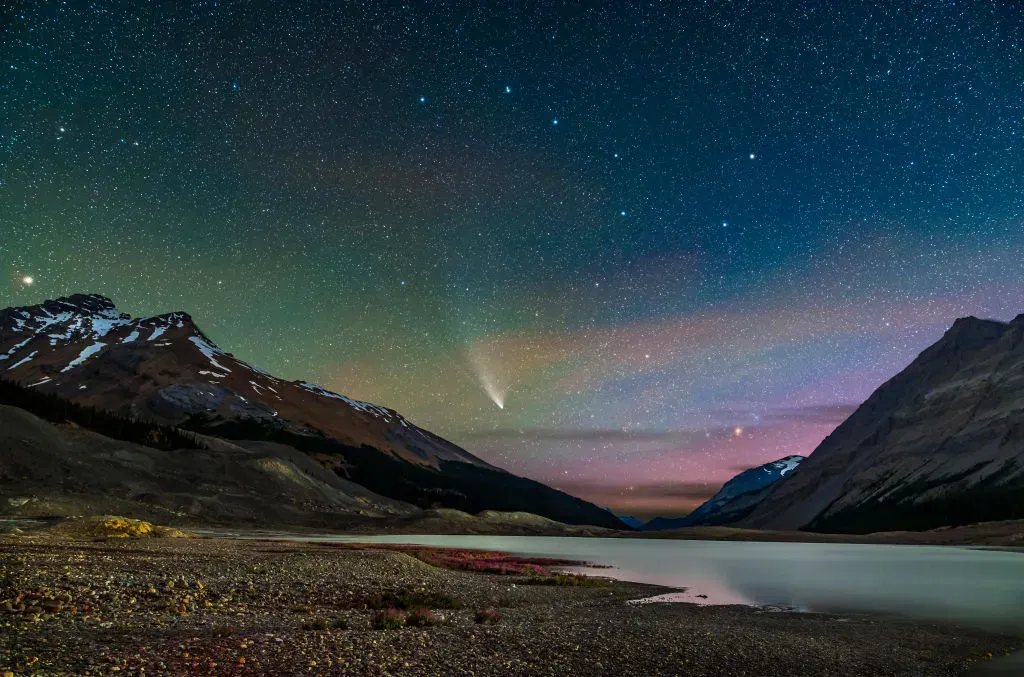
[1,529,1019,676]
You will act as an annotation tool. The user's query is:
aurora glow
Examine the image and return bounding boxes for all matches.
[3,2,1023,518]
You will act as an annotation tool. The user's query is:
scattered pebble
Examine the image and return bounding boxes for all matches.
[0,535,1017,675]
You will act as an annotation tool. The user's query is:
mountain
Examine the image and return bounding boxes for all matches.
[604,509,644,529]
[0,400,415,525]
[640,456,805,531]
[0,294,624,529]
[739,315,1024,533]
[0,294,482,466]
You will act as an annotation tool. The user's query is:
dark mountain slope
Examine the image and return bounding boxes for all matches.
[739,315,1024,533]
[0,403,415,525]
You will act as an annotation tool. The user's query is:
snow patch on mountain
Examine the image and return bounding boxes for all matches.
[297,381,395,421]
[88,316,132,337]
[0,337,33,360]
[771,456,802,476]
[7,350,38,371]
[62,342,106,372]
[642,455,807,530]
[189,336,232,373]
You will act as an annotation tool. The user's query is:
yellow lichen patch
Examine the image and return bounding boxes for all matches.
[101,517,155,538]
[41,516,194,540]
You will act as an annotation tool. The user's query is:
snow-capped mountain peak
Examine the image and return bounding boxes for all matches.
[641,454,807,530]
[766,455,804,477]
[0,294,455,462]
[0,293,627,529]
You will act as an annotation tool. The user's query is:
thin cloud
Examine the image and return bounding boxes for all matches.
[557,481,722,503]
[459,428,713,444]
[764,404,859,424]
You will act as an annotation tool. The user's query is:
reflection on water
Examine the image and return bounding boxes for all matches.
[569,565,754,606]
[284,534,1024,635]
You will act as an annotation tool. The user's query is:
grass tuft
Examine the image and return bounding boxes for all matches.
[474,609,502,624]
[364,588,462,610]
[370,608,406,630]
[521,573,609,588]
[406,608,443,627]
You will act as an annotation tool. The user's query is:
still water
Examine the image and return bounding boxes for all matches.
[272,534,1024,635]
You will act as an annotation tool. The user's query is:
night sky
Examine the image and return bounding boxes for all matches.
[3,2,1024,518]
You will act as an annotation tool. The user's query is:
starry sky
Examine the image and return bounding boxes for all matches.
[3,2,1024,519]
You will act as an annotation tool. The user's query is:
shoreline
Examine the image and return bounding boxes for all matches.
[6,510,1023,549]
[2,533,1019,676]
[165,514,1024,550]
[189,525,1024,553]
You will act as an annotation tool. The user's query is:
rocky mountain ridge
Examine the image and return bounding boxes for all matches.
[0,294,624,529]
[739,314,1024,533]
[0,294,481,467]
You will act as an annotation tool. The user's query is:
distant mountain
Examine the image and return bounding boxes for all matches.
[739,315,1024,533]
[604,509,643,529]
[0,294,624,529]
[640,456,805,531]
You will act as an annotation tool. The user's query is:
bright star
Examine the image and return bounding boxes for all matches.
[419,96,425,103]
[552,118,558,125]
[749,153,756,159]
[504,85,511,94]
[620,210,627,216]
[21,276,33,286]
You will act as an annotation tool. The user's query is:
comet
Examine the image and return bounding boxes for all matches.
[467,344,507,410]
[482,376,505,409]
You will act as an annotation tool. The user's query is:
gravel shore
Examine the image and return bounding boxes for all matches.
[2,535,1018,676]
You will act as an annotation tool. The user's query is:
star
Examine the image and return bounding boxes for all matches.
[3,0,1020,527]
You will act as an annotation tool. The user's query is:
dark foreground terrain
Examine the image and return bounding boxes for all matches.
[1,527,1018,676]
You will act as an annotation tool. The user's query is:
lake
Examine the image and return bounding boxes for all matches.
[250,533,1024,635]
